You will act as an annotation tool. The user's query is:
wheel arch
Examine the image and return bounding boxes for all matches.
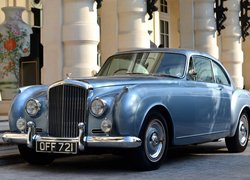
[241,106,250,131]
[231,106,250,137]
[142,105,174,146]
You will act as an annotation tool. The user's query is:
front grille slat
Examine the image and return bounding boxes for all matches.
[48,84,86,138]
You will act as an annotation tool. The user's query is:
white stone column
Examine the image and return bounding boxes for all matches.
[100,0,118,65]
[221,0,243,88]
[242,41,250,90]
[179,0,195,49]
[117,0,150,51]
[194,0,219,58]
[63,0,100,78]
[41,0,63,84]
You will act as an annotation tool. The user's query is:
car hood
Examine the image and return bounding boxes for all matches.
[76,75,181,88]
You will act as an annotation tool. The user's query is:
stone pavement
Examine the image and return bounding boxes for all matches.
[0,115,9,132]
[0,115,9,144]
[0,115,19,159]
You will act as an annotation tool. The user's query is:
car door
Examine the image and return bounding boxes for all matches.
[210,60,232,132]
[175,56,222,143]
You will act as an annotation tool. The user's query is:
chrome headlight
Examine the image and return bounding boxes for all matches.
[90,98,106,117]
[25,99,41,116]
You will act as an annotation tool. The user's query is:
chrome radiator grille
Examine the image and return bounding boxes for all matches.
[48,84,87,137]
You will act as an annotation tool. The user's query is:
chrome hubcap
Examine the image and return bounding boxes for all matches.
[151,132,159,146]
[239,114,249,146]
[145,119,166,162]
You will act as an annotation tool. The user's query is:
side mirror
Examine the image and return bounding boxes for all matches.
[91,70,97,76]
[188,69,197,80]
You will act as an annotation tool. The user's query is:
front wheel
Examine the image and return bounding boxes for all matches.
[226,111,249,153]
[133,111,168,171]
[18,145,55,165]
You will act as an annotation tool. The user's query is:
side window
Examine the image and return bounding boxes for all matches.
[189,56,214,83]
[212,61,230,86]
[156,53,186,77]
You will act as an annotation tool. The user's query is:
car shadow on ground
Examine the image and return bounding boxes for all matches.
[165,141,228,164]
[14,141,237,173]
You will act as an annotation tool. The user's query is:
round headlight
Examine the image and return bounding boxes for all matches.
[25,99,41,116]
[90,98,106,117]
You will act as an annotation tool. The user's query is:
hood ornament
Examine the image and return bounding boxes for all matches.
[66,73,72,79]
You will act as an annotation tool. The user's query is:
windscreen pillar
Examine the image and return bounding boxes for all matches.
[194,0,219,58]
[62,0,100,78]
[221,0,244,89]
[117,0,150,51]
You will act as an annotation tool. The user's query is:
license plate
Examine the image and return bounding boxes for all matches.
[36,141,78,154]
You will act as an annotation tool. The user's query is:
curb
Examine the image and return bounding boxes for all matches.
[0,131,10,146]
[0,116,8,121]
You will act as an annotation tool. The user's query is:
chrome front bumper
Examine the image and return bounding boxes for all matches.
[2,122,142,150]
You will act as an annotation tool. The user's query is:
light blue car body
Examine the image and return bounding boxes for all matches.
[5,48,250,149]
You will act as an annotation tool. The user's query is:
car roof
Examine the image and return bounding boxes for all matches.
[115,48,217,61]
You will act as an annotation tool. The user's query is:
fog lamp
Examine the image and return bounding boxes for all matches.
[25,99,41,116]
[101,119,112,133]
[16,118,27,131]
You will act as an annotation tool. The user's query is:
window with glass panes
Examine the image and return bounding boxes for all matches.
[159,0,169,48]
[160,0,168,13]
[160,20,169,48]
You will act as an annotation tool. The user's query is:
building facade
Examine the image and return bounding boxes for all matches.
[0,0,250,114]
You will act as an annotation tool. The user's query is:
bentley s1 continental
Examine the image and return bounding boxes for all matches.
[2,48,250,170]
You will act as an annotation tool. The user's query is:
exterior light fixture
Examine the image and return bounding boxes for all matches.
[240,0,250,41]
[214,0,228,36]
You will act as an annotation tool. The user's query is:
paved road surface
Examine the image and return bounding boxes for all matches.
[0,140,249,180]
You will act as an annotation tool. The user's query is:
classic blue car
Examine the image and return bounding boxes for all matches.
[2,48,250,170]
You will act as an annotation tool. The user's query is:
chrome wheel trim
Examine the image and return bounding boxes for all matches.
[144,119,166,162]
[239,114,249,146]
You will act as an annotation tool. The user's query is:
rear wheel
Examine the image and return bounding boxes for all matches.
[133,111,168,171]
[18,144,55,165]
[226,111,249,153]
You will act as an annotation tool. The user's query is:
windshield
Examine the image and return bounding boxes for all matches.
[98,52,186,78]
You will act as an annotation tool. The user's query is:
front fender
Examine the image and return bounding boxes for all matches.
[9,85,48,132]
[114,85,171,137]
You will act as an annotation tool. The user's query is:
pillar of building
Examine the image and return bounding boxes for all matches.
[41,0,63,84]
[63,0,100,78]
[179,0,195,49]
[100,0,118,65]
[221,0,243,88]
[194,0,219,58]
[117,0,150,51]
[242,42,250,90]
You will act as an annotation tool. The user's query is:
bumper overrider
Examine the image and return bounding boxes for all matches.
[2,121,142,153]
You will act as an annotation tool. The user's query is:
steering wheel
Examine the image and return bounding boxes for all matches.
[113,68,127,75]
